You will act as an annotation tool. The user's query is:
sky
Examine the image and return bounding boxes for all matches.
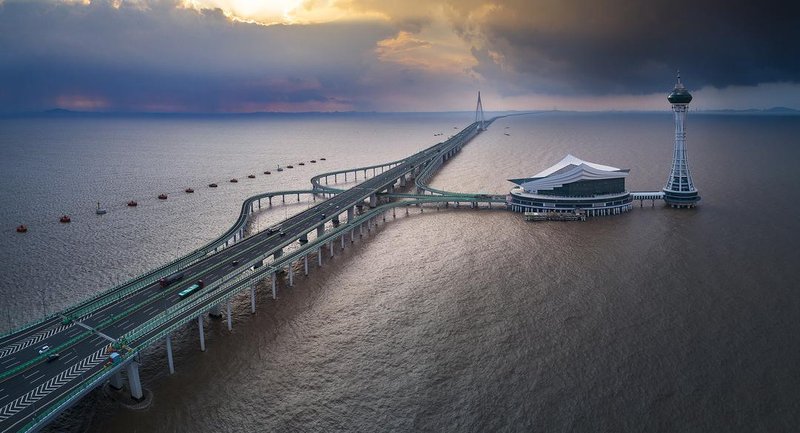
[0,0,798,113]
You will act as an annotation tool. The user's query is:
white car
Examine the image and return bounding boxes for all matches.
[38,345,49,354]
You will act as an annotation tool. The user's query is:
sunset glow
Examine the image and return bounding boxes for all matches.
[1,0,798,113]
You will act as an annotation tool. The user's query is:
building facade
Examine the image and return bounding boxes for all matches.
[507,154,633,217]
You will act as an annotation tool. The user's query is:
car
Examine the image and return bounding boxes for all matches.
[279,231,286,237]
[231,260,239,266]
[46,353,60,362]
[38,345,49,354]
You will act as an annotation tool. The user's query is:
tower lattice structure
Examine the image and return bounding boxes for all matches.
[663,72,700,208]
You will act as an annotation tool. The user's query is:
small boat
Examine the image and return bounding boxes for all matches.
[185,188,194,193]
[320,157,326,161]
[298,162,305,166]
[127,200,138,207]
[277,165,284,172]
[59,215,71,223]
[504,133,510,136]
[158,193,168,200]
[286,165,294,169]
[247,174,256,179]
[208,183,218,188]
[230,178,238,183]
[310,160,316,163]
[95,202,107,215]
[264,171,272,175]
[16,224,27,233]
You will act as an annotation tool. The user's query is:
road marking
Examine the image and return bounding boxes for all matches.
[0,395,8,402]
[22,370,40,380]
[27,374,46,385]
[0,357,16,365]
[61,354,77,364]
[0,322,75,359]
[0,348,105,422]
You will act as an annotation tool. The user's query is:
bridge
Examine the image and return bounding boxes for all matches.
[0,96,504,432]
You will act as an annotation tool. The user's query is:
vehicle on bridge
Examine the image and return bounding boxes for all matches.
[159,272,185,288]
[178,280,205,298]
[267,224,282,234]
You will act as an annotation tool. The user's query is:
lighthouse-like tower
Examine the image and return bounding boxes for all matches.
[663,72,700,208]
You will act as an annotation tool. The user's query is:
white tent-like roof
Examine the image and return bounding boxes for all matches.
[514,154,628,193]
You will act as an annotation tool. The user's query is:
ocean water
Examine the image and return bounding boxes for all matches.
[1,112,799,432]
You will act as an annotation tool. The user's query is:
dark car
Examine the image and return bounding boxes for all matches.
[231,260,239,266]
[279,231,286,237]
[46,353,60,362]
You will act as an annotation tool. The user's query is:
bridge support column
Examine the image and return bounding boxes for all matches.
[297,193,300,202]
[288,263,294,287]
[329,241,334,258]
[392,208,396,218]
[269,197,273,206]
[399,175,406,187]
[282,195,285,203]
[109,371,124,390]
[318,248,322,266]
[198,316,205,351]
[345,172,347,182]
[126,360,144,401]
[341,234,345,250]
[369,193,377,208]
[350,228,354,243]
[226,302,232,331]
[271,273,277,299]
[209,304,221,318]
[359,224,363,237]
[347,207,354,223]
[304,255,309,275]
[250,285,256,313]
[166,334,175,374]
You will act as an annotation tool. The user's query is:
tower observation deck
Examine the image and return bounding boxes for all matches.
[663,72,700,208]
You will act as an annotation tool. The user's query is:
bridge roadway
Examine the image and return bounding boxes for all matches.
[0,121,489,432]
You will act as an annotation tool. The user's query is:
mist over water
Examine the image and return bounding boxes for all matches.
[1,112,798,432]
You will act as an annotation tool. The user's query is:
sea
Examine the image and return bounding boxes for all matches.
[0,111,798,432]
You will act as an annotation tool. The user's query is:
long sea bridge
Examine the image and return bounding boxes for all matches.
[0,100,504,432]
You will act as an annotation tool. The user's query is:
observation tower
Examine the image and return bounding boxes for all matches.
[663,72,700,208]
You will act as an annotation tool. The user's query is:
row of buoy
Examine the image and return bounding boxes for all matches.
[14,158,329,233]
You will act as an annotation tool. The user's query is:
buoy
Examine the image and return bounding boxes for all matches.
[209,183,218,188]
[59,215,71,223]
[127,200,138,207]
[158,194,168,200]
[16,224,27,233]
[185,188,194,193]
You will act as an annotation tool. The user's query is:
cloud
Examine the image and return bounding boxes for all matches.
[461,0,800,95]
[0,0,397,112]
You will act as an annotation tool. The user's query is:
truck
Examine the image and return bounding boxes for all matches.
[158,271,185,288]
[108,351,122,366]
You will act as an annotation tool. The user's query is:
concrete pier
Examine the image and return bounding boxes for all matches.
[126,361,144,401]
[109,371,123,390]
[166,334,175,374]
[198,316,205,351]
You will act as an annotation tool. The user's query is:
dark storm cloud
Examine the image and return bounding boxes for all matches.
[466,0,800,95]
[0,0,395,112]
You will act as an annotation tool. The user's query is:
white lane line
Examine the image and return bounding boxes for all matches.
[22,370,41,380]
[0,395,8,402]
[28,374,46,385]
[61,354,77,364]
[0,357,16,365]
